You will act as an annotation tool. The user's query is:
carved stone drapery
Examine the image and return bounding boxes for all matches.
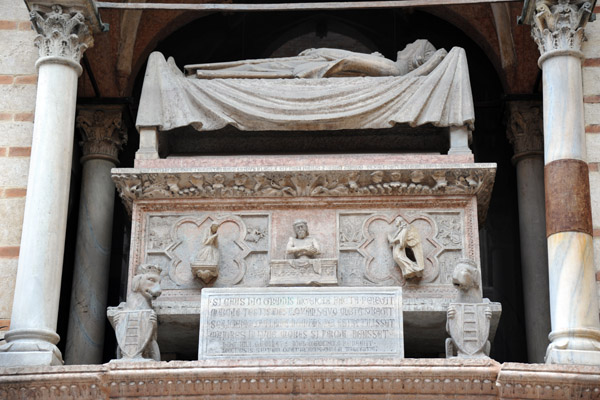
[531,0,592,63]
[30,5,93,71]
[76,108,127,163]
[506,101,544,162]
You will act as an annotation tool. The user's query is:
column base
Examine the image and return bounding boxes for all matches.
[0,328,64,367]
[546,348,600,366]
[0,350,63,367]
[545,328,600,366]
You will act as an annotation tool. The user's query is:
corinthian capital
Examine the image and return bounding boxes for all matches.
[30,5,93,66]
[531,0,592,60]
[76,107,128,164]
[506,101,544,159]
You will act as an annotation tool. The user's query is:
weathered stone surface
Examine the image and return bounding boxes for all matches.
[1,360,600,399]
[112,164,496,222]
[269,259,338,286]
[0,0,31,20]
[0,122,33,147]
[198,287,403,362]
[585,103,600,125]
[0,84,37,113]
[0,158,29,187]
[137,45,474,132]
[107,264,163,362]
[0,259,17,319]
[0,198,25,245]
[0,31,38,75]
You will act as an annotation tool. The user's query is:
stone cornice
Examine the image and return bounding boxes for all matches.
[1,360,599,399]
[76,107,127,164]
[506,101,544,161]
[531,0,593,63]
[111,164,496,222]
[29,5,93,72]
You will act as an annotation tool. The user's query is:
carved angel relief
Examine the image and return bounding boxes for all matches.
[191,222,220,283]
[143,214,270,289]
[388,217,425,279]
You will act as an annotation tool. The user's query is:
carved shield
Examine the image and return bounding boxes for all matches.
[447,303,490,356]
[109,309,156,359]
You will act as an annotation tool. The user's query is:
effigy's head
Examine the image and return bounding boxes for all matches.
[452,259,480,291]
[293,219,309,239]
[132,263,163,301]
[396,39,437,71]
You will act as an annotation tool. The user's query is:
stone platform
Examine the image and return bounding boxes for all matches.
[1,360,598,399]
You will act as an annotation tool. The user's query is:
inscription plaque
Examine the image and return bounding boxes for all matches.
[198,287,403,359]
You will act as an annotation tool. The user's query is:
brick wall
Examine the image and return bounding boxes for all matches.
[0,0,38,339]
[582,7,600,301]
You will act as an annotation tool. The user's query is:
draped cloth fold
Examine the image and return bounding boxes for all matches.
[136,47,474,132]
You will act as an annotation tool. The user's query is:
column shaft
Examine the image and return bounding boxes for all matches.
[533,0,600,365]
[507,100,551,363]
[65,107,126,364]
[0,5,92,366]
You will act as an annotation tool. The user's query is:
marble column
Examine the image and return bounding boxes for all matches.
[531,0,600,365]
[64,107,127,365]
[506,101,551,363]
[0,5,93,366]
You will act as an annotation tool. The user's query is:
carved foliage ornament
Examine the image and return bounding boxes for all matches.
[112,167,496,222]
[506,101,544,156]
[30,5,93,63]
[531,0,592,58]
[76,109,128,162]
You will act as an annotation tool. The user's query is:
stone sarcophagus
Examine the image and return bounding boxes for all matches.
[113,156,499,359]
[112,40,500,360]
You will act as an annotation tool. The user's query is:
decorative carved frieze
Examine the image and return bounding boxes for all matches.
[531,0,592,59]
[3,360,600,399]
[76,108,127,163]
[30,5,93,65]
[112,165,496,222]
[506,101,544,159]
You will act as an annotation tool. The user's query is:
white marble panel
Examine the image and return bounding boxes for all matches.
[543,56,587,164]
[547,232,599,332]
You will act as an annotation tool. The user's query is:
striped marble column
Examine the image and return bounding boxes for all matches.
[506,101,551,363]
[532,0,600,365]
[65,107,127,365]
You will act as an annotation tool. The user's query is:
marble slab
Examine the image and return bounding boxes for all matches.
[198,287,403,360]
[269,259,338,286]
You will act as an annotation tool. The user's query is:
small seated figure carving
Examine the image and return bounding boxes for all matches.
[191,222,220,283]
[270,220,337,286]
[445,259,491,359]
[107,263,163,362]
[388,217,425,279]
[287,219,321,260]
[286,219,322,273]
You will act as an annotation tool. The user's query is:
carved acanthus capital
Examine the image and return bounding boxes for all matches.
[76,108,127,164]
[506,101,544,160]
[30,5,93,69]
[531,0,592,61]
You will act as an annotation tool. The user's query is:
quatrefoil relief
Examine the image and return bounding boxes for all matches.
[163,215,250,288]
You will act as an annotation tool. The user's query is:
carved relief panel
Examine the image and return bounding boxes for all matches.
[131,203,476,299]
[338,210,468,288]
[143,213,271,290]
